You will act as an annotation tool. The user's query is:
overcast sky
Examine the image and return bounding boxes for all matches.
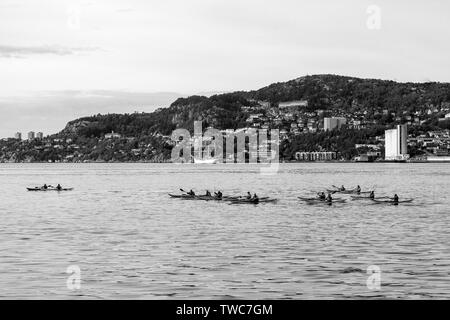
[1,0,450,138]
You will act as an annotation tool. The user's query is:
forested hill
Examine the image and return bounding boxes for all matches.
[246,74,450,111]
[59,74,450,139]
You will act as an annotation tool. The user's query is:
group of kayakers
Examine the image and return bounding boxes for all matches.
[326,185,400,204]
[186,189,259,201]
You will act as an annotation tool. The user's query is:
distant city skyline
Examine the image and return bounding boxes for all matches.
[1,0,450,137]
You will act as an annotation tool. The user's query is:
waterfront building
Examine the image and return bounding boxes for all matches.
[324,117,347,131]
[295,151,337,161]
[36,132,44,140]
[14,132,22,140]
[385,125,409,161]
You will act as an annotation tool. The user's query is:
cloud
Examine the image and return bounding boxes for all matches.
[0,45,100,58]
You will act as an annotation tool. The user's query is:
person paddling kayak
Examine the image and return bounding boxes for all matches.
[56,184,62,191]
[318,192,326,200]
[326,193,333,203]
[356,185,361,194]
[340,185,346,191]
[188,189,195,196]
[369,191,375,199]
[205,190,211,197]
[246,192,252,200]
[252,193,259,203]
[215,191,223,199]
[43,184,48,190]
[393,194,399,205]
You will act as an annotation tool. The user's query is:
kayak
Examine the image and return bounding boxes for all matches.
[299,196,345,202]
[168,194,195,198]
[326,189,373,195]
[27,187,73,192]
[299,196,344,200]
[371,199,413,204]
[303,199,347,204]
[229,198,277,204]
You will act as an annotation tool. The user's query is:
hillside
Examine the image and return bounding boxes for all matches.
[60,74,450,139]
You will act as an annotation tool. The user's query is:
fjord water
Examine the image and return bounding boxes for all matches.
[0,163,449,299]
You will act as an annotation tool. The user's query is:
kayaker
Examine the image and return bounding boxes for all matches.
[393,194,399,205]
[356,185,361,194]
[340,185,346,191]
[246,192,252,200]
[43,184,48,190]
[188,189,195,196]
[56,184,62,191]
[215,191,223,199]
[252,193,259,203]
[205,190,211,197]
[326,193,333,203]
[318,192,326,200]
[369,191,375,199]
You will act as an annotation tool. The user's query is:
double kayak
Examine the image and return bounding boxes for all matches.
[326,189,373,195]
[298,197,347,204]
[371,199,413,204]
[27,187,73,192]
[228,198,277,204]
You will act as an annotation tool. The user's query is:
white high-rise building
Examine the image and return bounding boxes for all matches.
[36,132,44,140]
[385,125,409,161]
[324,117,347,131]
[14,132,22,140]
[28,131,35,141]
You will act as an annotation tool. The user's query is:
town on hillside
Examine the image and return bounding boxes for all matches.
[2,76,450,163]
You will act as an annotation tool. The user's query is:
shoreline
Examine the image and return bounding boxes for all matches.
[0,160,449,164]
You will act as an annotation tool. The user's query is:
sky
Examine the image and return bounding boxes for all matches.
[1,0,450,138]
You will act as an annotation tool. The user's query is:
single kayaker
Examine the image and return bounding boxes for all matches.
[356,185,361,194]
[205,190,211,197]
[246,192,252,200]
[215,191,223,199]
[56,184,62,191]
[318,192,326,200]
[252,193,259,203]
[326,193,333,203]
[369,191,375,199]
[340,185,346,191]
[43,184,48,190]
[393,194,399,205]
[188,189,195,196]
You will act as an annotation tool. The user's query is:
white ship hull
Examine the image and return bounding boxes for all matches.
[194,158,218,164]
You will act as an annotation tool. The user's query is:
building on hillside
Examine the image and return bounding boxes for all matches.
[278,100,308,109]
[105,131,122,139]
[324,117,347,131]
[295,151,337,161]
[385,124,409,161]
[14,132,22,140]
[36,132,44,140]
[28,131,35,141]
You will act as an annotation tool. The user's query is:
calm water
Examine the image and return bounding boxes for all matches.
[0,163,449,299]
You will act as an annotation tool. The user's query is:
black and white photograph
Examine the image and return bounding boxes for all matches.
[1,0,450,309]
